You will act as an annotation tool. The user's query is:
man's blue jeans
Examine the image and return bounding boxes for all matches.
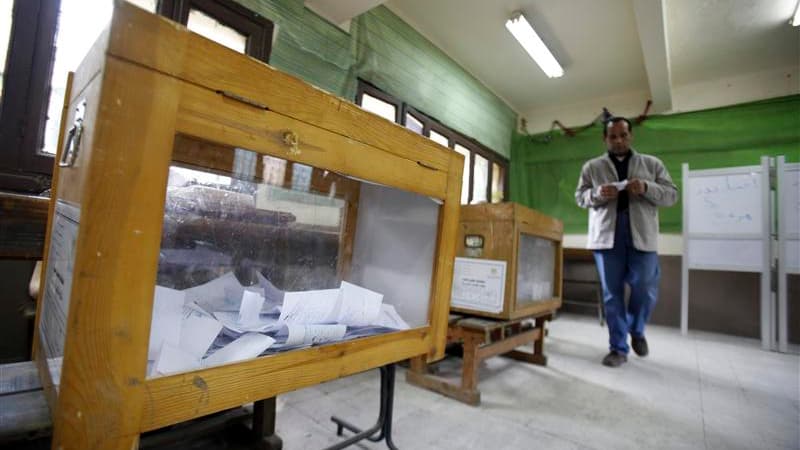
[593,210,660,354]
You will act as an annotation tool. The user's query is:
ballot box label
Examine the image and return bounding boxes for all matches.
[40,200,81,388]
[450,257,507,313]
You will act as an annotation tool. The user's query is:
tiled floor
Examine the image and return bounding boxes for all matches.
[276,313,800,450]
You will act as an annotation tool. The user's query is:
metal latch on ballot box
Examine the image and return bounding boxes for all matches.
[59,99,87,168]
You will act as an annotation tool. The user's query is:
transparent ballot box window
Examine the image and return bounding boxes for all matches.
[147,135,440,378]
[515,233,556,308]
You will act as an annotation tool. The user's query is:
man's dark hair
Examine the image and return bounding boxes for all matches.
[603,117,633,137]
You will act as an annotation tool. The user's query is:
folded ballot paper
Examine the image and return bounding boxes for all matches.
[278,281,383,326]
[272,324,348,349]
[148,274,410,377]
[184,271,283,314]
[202,333,275,369]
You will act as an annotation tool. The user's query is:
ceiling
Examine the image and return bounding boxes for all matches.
[308,0,800,131]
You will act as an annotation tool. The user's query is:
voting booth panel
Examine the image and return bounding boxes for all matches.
[777,156,799,352]
[778,158,800,273]
[33,3,463,447]
[680,158,772,349]
[450,203,563,320]
[684,165,767,271]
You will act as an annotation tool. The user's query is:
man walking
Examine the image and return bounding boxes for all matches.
[575,117,678,367]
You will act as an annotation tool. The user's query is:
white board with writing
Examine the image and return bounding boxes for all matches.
[687,167,763,236]
[450,257,507,314]
[683,162,769,272]
[780,163,800,239]
[681,158,771,349]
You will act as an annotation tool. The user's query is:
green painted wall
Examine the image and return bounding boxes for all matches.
[510,95,800,234]
[235,0,516,157]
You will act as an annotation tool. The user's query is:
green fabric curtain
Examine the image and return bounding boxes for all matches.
[510,95,800,234]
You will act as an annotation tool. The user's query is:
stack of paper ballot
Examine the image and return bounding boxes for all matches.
[147,273,410,377]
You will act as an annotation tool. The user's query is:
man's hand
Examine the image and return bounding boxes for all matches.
[597,184,619,199]
[628,179,648,196]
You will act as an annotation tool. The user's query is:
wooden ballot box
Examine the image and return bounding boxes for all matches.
[450,203,563,320]
[32,3,463,447]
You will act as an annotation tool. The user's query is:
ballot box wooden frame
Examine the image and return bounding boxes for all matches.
[451,203,563,320]
[31,2,462,447]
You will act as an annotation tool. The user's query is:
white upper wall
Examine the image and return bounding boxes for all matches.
[520,0,800,132]
[379,0,800,133]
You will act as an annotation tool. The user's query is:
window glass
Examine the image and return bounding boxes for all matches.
[471,153,488,204]
[127,0,157,12]
[290,163,313,192]
[187,8,247,53]
[491,162,505,203]
[262,155,287,186]
[453,144,471,205]
[0,0,13,102]
[360,93,396,123]
[516,234,556,307]
[42,0,114,155]
[429,130,449,148]
[405,113,423,134]
[355,81,508,208]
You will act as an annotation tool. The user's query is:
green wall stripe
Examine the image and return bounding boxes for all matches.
[510,95,800,234]
[233,0,516,157]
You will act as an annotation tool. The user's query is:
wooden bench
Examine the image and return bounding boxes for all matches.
[562,248,605,326]
[0,361,51,443]
[0,361,282,449]
[406,312,552,405]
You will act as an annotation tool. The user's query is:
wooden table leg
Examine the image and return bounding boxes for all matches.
[503,318,547,366]
[406,315,553,406]
[409,355,428,374]
[405,338,481,406]
[531,317,548,366]
[461,334,481,393]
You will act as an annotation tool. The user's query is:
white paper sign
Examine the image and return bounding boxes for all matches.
[40,200,80,363]
[450,257,507,313]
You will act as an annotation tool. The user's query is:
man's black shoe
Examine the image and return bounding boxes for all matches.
[632,336,649,357]
[601,351,627,367]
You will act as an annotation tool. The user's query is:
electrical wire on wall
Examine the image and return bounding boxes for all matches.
[526,100,652,144]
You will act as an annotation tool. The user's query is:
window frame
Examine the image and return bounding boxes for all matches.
[0,0,60,189]
[355,81,402,124]
[0,0,274,192]
[401,100,509,205]
[158,0,274,63]
[356,80,510,205]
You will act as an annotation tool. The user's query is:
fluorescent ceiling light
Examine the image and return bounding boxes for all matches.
[505,11,563,78]
[793,0,800,26]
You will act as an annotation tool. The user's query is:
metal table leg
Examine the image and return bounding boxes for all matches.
[324,364,398,450]
[253,397,283,450]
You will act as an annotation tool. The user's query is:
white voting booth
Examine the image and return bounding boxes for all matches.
[681,156,798,352]
[777,156,799,353]
[681,157,772,349]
